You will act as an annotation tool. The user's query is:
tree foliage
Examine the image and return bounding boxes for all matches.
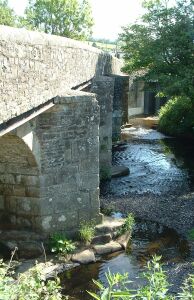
[21,0,94,40]
[158,95,194,135]
[0,0,16,26]
[120,0,194,99]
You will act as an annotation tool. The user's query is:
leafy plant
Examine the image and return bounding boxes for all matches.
[137,255,171,299]
[158,96,194,136]
[187,228,194,241]
[119,0,194,100]
[79,221,95,244]
[0,0,16,27]
[179,273,194,299]
[88,256,174,299]
[0,259,64,299]
[118,213,135,235]
[20,0,94,40]
[50,233,76,256]
[100,166,111,181]
[88,270,130,300]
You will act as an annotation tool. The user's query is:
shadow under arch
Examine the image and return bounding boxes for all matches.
[0,133,40,231]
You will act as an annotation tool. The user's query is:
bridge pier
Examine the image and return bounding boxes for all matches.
[0,91,101,239]
[36,91,101,236]
[90,76,115,180]
[0,26,127,253]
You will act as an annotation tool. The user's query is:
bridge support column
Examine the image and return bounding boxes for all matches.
[35,91,101,236]
[91,76,115,180]
[112,75,129,140]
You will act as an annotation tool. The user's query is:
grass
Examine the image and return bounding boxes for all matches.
[79,221,96,244]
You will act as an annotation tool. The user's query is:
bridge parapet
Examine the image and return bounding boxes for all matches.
[0,26,122,125]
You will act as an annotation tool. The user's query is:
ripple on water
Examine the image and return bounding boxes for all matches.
[61,230,189,300]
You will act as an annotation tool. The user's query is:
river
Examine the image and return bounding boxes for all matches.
[62,125,194,299]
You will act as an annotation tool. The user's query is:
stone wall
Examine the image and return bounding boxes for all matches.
[112,75,129,140]
[128,80,144,117]
[90,76,115,179]
[0,26,122,125]
[35,91,101,235]
[0,91,101,236]
[0,134,40,231]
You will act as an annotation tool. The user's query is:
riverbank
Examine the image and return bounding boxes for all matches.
[101,126,194,237]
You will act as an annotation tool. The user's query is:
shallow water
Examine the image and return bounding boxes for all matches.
[101,127,194,197]
[62,126,194,299]
[61,229,189,300]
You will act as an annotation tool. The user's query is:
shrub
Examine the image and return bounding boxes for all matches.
[158,96,194,136]
[50,233,76,256]
[118,213,135,235]
[79,221,95,244]
[0,259,64,300]
[179,274,194,299]
[88,255,194,299]
[187,228,194,240]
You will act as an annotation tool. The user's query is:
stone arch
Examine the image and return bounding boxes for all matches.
[0,133,40,231]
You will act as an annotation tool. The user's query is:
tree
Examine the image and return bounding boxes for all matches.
[119,0,194,100]
[0,0,16,26]
[21,0,94,40]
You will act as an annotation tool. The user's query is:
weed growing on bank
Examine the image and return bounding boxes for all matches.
[50,233,76,256]
[118,213,135,235]
[0,259,65,300]
[88,255,194,299]
[79,221,95,244]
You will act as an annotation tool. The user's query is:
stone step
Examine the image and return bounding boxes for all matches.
[91,233,112,245]
[93,241,123,255]
[95,216,124,235]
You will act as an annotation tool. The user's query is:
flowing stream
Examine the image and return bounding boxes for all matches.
[61,126,194,299]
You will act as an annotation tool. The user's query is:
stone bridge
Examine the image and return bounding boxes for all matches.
[0,26,130,245]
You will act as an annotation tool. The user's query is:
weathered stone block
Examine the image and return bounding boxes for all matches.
[72,249,96,264]
[0,195,4,210]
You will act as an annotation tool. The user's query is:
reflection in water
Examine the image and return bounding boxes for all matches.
[61,127,194,299]
[161,138,194,187]
[61,230,189,300]
[101,127,194,197]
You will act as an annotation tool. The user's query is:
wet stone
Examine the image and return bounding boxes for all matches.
[91,233,112,245]
[111,166,130,178]
[93,241,122,255]
[72,249,96,264]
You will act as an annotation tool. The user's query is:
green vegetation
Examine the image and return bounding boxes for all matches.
[79,221,95,244]
[0,0,16,26]
[187,228,194,241]
[0,0,93,41]
[89,255,194,299]
[50,233,76,256]
[19,0,94,40]
[0,259,64,299]
[100,205,114,216]
[158,96,194,136]
[120,0,194,100]
[120,0,194,137]
[118,213,135,235]
[100,166,111,181]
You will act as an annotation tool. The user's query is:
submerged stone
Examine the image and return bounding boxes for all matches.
[111,166,130,178]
